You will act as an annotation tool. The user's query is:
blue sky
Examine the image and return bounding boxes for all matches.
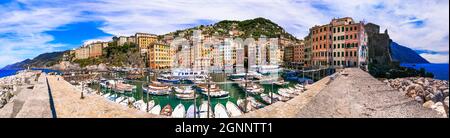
[0,0,448,68]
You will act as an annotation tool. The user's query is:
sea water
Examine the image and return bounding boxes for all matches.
[401,63,449,80]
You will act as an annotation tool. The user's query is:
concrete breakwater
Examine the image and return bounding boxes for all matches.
[384,77,449,117]
[240,68,443,118]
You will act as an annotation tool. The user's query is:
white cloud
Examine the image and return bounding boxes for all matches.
[0,0,449,68]
[420,53,449,63]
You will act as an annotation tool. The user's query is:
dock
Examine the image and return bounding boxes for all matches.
[239,68,443,118]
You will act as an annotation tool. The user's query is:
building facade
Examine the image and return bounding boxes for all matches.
[148,43,172,69]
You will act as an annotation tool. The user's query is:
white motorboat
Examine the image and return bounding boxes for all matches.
[149,105,161,115]
[278,89,294,98]
[214,103,229,118]
[247,97,265,109]
[142,81,171,96]
[260,93,276,104]
[114,96,126,103]
[237,99,253,113]
[226,101,243,117]
[186,104,199,118]
[172,103,186,118]
[199,102,214,118]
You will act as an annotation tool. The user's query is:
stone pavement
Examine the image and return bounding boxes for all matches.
[0,73,52,118]
[240,68,442,118]
[47,75,159,118]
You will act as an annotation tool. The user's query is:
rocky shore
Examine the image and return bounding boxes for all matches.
[0,70,41,108]
[384,77,449,117]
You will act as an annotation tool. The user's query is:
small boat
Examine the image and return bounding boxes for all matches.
[226,101,243,117]
[260,93,276,104]
[108,80,136,93]
[149,105,161,115]
[238,83,263,95]
[268,92,288,102]
[247,97,265,109]
[278,89,294,98]
[133,100,155,112]
[160,104,173,116]
[142,81,171,96]
[197,84,229,98]
[175,93,199,100]
[119,98,130,107]
[214,103,229,118]
[174,86,194,94]
[186,104,200,118]
[172,103,186,118]
[102,93,110,98]
[199,102,214,118]
[115,96,126,103]
[237,99,253,113]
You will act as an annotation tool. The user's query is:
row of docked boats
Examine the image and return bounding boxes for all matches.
[100,79,136,93]
[145,101,243,118]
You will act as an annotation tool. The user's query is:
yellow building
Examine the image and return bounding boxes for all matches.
[135,33,158,54]
[148,43,172,69]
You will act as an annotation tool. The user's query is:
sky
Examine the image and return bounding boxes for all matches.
[0,0,448,68]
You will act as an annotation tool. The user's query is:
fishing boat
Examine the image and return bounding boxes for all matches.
[199,102,214,118]
[142,81,171,96]
[237,99,253,113]
[174,86,194,94]
[214,103,229,118]
[160,104,173,116]
[197,84,229,98]
[172,103,186,118]
[186,104,199,118]
[238,83,263,95]
[175,93,199,100]
[108,80,136,93]
[260,93,276,104]
[133,100,155,112]
[268,92,288,102]
[226,101,243,117]
[278,89,294,98]
[247,97,265,109]
[149,105,161,115]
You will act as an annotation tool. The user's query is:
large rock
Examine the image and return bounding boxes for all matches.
[432,91,445,102]
[415,96,424,104]
[423,100,435,109]
[406,84,425,98]
[431,102,447,117]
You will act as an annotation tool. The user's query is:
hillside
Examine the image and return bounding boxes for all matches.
[2,51,66,70]
[390,41,429,63]
[163,17,299,41]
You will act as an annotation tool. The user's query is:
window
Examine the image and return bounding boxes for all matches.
[350,51,352,57]
[329,44,332,48]
[333,28,336,33]
[350,27,353,31]
[346,27,348,32]
[333,52,336,57]
[341,27,344,32]
[355,34,357,39]
[320,45,322,49]
[347,43,351,48]
[334,36,336,41]
[346,52,348,57]
[337,52,340,57]
[320,28,322,32]
[338,44,340,48]
[350,35,353,39]
[334,61,336,65]
[320,36,322,40]
[341,52,344,57]
[333,44,336,49]
[337,27,340,32]
[354,26,357,30]
[354,51,357,56]
[346,35,348,40]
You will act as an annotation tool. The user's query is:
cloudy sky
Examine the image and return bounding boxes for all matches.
[0,0,448,68]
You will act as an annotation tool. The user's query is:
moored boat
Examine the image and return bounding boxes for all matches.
[186,104,199,118]
[226,101,243,117]
[214,103,229,118]
[197,84,229,98]
[160,104,173,116]
[142,81,171,96]
[237,99,253,113]
[172,103,186,118]
[149,104,161,115]
[199,102,214,118]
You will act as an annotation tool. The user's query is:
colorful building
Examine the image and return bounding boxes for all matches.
[148,43,172,69]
